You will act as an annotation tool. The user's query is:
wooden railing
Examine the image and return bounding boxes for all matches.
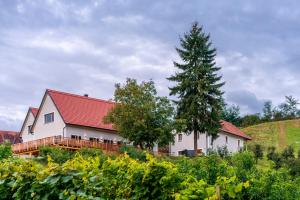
[12,135,121,155]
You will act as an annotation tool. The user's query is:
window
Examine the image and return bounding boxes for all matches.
[89,137,99,142]
[71,135,81,140]
[178,134,183,142]
[225,136,228,144]
[238,140,240,149]
[28,125,32,134]
[44,113,54,123]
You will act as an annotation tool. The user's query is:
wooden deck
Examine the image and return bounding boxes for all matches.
[12,135,121,155]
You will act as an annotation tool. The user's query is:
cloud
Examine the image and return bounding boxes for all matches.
[1,0,300,130]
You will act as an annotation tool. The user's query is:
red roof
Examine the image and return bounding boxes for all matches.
[30,107,39,117]
[0,130,21,144]
[47,89,115,131]
[220,120,251,140]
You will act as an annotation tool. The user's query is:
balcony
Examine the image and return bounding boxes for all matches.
[12,135,121,155]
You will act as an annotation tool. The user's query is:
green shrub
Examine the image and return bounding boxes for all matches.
[0,142,12,160]
[250,144,263,163]
[288,158,300,177]
[0,151,299,199]
[119,145,147,161]
[267,146,276,161]
[39,146,74,164]
[281,145,295,161]
[230,151,255,181]
[217,146,230,158]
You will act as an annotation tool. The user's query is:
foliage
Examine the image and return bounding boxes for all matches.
[217,146,230,158]
[168,22,224,152]
[230,151,255,181]
[119,145,147,161]
[240,114,261,127]
[250,144,264,163]
[262,101,273,121]
[0,142,12,160]
[222,104,241,127]
[267,146,277,161]
[281,145,295,161]
[104,78,175,150]
[0,150,299,199]
[279,96,299,119]
[39,146,74,164]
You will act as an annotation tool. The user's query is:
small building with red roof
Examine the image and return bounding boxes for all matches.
[170,120,251,156]
[20,89,122,144]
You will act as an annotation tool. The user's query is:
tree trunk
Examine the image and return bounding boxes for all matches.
[194,131,198,155]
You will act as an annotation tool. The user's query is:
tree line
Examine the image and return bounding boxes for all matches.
[222,95,300,127]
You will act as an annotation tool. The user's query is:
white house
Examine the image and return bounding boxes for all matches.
[20,89,123,144]
[170,120,251,156]
[19,89,250,156]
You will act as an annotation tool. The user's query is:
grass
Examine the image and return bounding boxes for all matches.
[242,119,300,152]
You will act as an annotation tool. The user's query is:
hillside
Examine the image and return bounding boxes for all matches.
[242,119,300,151]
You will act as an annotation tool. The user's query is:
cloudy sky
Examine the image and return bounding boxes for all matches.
[1,0,300,131]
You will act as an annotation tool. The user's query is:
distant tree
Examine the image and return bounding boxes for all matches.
[251,144,264,163]
[272,107,284,120]
[104,78,175,150]
[168,22,224,152]
[262,101,273,121]
[222,104,241,126]
[240,114,261,127]
[279,96,299,119]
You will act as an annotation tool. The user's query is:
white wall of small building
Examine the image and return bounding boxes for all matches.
[170,131,245,156]
[31,94,66,140]
[20,112,35,142]
[65,125,123,143]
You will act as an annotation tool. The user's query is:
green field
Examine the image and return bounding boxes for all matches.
[242,119,300,151]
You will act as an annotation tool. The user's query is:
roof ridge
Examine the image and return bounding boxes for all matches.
[46,89,115,105]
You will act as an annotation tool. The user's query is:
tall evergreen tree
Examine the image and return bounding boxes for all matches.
[168,22,224,152]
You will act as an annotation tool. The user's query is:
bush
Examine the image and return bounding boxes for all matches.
[230,151,255,181]
[251,144,264,163]
[217,146,230,158]
[39,146,74,164]
[267,146,276,161]
[288,158,300,177]
[119,145,147,161]
[0,150,299,199]
[0,142,12,160]
[282,145,295,161]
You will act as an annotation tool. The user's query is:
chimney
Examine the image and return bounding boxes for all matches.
[84,94,89,97]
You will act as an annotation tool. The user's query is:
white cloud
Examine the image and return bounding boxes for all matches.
[101,15,145,25]
[24,32,105,55]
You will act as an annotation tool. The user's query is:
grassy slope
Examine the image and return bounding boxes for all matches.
[242,119,300,152]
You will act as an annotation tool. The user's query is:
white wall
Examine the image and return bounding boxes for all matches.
[65,125,123,143]
[20,112,35,142]
[170,131,245,156]
[31,94,66,140]
[210,132,244,153]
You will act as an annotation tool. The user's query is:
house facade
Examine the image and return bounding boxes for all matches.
[20,89,123,144]
[18,89,251,156]
[170,120,251,156]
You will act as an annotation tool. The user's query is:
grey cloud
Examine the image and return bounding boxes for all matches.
[226,90,267,115]
[1,0,300,130]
